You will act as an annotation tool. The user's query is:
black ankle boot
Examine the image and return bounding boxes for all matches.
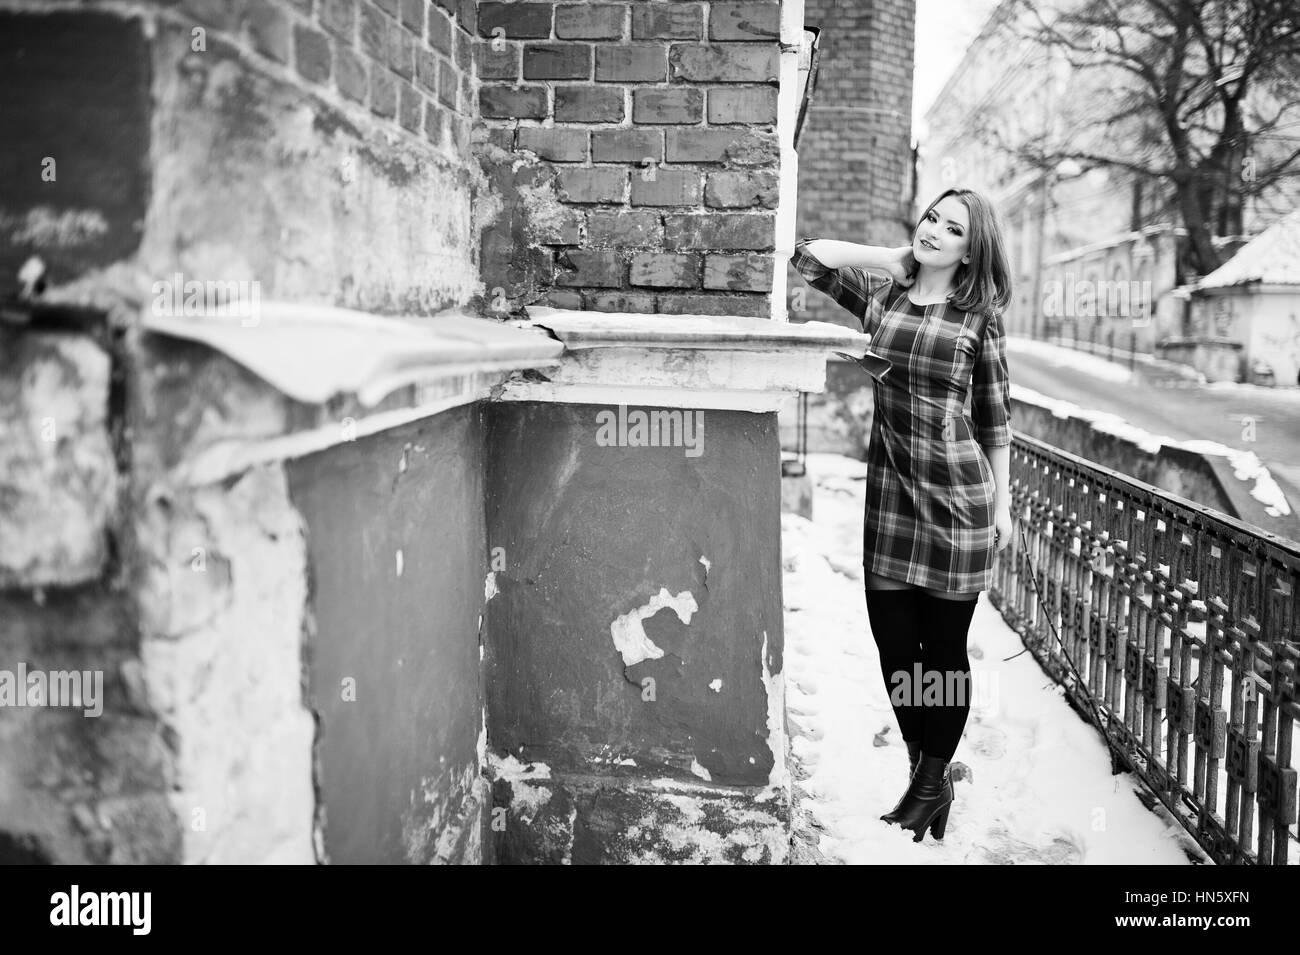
[884,753,953,842]
[879,738,923,824]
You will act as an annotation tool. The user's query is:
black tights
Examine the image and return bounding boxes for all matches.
[864,586,977,762]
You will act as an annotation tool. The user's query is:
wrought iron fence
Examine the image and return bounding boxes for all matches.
[989,432,1300,865]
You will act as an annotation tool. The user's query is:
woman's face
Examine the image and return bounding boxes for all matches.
[912,196,971,269]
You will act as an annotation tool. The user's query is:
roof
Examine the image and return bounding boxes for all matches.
[1197,206,1300,289]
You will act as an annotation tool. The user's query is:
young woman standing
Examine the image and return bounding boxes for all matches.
[791,187,1015,844]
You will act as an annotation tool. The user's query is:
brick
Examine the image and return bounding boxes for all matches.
[595,43,667,81]
[400,0,425,34]
[518,128,589,161]
[438,59,457,107]
[479,2,553,38]
[630,252,700,288]
[454,27,473,69]
[663,213,774,250]
[456,0,476,33]
[459,71,473,109]
[669,44,778,82]
[632,3,701,39]
[335,46,368,102]
[707,86,777,123]
[708,1,779,41]
[523,43,592,79]
[370,67,397,116]
[591,128,662,162]
[555,3,624,39]
[531,207,584,244]
[656,293,768,317]
[415,48,440,93]
[705,171,778,208]
[630,168,701,206]
[554,84,624,122]
[587,209,662,247]
[544,289,585,309]
[555,250,622,287]
[479,84,548,119]
[294,25,332,83]
[665,128,776,164]
[585,291,656,313]
[704,254,773,291]
[360,5,390,60]
[181,0,244,29]
[632,87,702,124]
[428,8,453,52]
[398,81,423,131]
[424,99,447,142]
[247,0,291,63]
[477,39,520,79]
[390,28,415,77]
[556,167,625,203]
[319,0,356,40]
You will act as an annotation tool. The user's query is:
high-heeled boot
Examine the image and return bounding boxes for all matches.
[884,753,953,843]
[879,739,923,824]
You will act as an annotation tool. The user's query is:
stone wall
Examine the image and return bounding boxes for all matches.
[0,0,484,863]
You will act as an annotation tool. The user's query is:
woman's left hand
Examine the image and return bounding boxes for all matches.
[993,506,1013,551]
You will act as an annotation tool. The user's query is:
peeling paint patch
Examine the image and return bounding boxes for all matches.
[709,678,723,692]
[484,571,499,601]
[610,587,699,667]
[759,629,789,799]
[690,759,713,782]
[699,555,711,572]
[0,206,110,246]
[488,752,553,823]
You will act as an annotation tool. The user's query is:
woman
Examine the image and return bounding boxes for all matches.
[791,187,1014,844]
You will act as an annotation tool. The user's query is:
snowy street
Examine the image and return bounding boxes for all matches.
[783,453,1211,865]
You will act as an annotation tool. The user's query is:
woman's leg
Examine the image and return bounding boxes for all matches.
[915,590,978,761]
[864,571,923,743]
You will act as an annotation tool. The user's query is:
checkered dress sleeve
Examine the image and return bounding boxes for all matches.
[790,237,894,335]
[971,307,1012,447]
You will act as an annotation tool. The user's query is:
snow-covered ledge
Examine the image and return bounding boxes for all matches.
[141,302,564,486]
[500,307,882,412]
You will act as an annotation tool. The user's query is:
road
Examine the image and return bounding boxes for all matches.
[1005,338,1300,534]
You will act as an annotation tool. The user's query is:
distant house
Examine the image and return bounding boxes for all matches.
[1168,207,1300,386]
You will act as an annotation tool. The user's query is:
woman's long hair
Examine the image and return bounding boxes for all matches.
[912,188,1012,317]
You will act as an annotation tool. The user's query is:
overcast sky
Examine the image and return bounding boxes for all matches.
[912,0,1001,138]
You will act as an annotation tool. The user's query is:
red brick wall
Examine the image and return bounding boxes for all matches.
[474,1,783,317]
[789,0,915,329]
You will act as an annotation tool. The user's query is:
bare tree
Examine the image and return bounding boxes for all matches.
[994,0,1300,277]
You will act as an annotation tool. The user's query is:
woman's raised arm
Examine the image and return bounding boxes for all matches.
[802,239,915,282]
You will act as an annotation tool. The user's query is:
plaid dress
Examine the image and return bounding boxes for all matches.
[792,238,1013,593]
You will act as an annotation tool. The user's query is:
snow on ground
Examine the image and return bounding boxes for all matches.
[1010,383,1292,517]
[783,452,1207,865]
[1007,336,1138,384]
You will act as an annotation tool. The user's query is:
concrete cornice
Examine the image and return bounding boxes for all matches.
[498,307,882,412]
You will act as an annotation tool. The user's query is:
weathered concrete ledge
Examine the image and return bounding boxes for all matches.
[141,303,564,487]
[500,306,880,411]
